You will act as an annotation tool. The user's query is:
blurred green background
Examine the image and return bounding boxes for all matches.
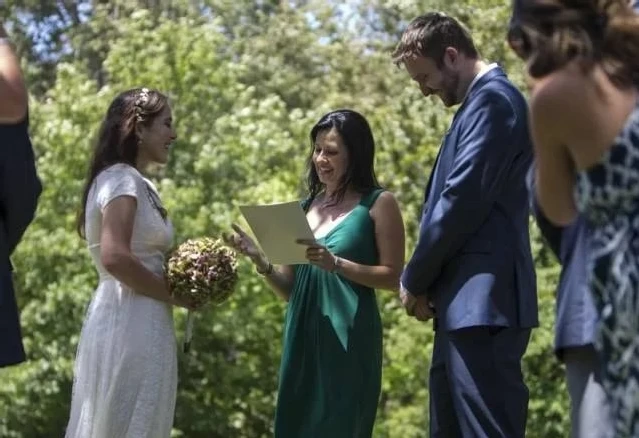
[0,1,566,436]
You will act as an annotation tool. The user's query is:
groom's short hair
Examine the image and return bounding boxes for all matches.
[392,12,479,67]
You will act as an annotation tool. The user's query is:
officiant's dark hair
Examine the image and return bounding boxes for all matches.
[76,88,168,238]
[306,109,381,205]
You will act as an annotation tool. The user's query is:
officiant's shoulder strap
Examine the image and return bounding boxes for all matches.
[360,188,385,210]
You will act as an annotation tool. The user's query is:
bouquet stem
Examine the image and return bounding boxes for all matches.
[184,310,193,353]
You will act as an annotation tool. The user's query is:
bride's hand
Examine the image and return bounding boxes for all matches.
[163,279,199,310]
[225,224,262,262]
[168,294,198,311]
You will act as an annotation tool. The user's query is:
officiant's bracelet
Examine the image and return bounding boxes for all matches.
[331,256,342,273]
[256,261,274,276]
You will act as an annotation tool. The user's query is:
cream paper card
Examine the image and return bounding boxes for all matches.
[239,201,315,265]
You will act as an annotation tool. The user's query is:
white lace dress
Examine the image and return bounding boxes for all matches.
[66,163,178,438]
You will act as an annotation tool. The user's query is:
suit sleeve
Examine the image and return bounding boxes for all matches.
[526,163,563,260]
[0,117,42,256]
[401,90,523,296]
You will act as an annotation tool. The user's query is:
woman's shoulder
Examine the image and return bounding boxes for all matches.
[96,162,142,184]
[368,189,399,214]
[530,66,581,109]
[531,62,616,116]
[90,163,144,207]
[530,62,637,147]
[101,162,140,176]
[531,66,603,137]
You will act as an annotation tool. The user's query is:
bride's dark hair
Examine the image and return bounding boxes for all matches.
[508,0,639,87]
[76,88,168,238]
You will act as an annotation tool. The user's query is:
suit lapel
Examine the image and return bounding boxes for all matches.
[422,66,507,205]
[423,132,448,203]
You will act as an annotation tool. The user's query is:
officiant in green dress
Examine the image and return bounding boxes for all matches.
[228,109,405,437]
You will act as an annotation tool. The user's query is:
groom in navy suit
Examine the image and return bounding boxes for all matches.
[0,22,42,368]
[392,13,538,437]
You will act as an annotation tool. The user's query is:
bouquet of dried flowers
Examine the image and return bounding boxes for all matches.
[166,237,238,352]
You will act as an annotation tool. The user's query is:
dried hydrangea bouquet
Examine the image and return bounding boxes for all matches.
[166,237,238,352]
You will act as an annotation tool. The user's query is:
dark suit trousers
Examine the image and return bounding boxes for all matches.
[429,326,531,438]
[0,268,26,367]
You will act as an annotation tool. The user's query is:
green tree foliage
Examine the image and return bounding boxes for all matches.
[0,0,569,436]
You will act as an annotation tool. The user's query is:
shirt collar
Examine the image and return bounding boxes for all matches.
[462,62,499,102]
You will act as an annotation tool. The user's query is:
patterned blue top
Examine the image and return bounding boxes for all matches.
[574,100,639,437]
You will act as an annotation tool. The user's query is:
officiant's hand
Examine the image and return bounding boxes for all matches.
[225,224,263,262]
[296,239,339,272]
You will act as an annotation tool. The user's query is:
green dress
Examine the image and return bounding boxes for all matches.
[274,189,384,438]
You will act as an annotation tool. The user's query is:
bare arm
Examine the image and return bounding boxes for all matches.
[0,24,28,123]
[100,196,187,308]
[336,191,404,290]
[228,224,295,301]
[530,110,577,226]
[529,74,580,226]
[529,67,632,226]
[301,191,405,291]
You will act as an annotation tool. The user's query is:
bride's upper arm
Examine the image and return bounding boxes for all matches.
[100,196,138,269]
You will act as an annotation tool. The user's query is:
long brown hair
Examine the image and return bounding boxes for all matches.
[510,0,639,88]
[76,88,168,238]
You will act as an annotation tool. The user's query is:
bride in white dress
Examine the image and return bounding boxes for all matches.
[66,88,191,438]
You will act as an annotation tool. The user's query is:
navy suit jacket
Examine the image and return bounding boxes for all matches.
[0,115,42,367]
[401,67,538,331]
[526,167,597,358]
